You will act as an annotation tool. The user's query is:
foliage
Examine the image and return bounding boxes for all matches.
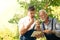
[0,25,19,40]
[9,0,60,23]
[7,0,60,40]
[8,14,24,24]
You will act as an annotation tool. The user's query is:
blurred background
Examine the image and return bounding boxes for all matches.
[0,0,60,40]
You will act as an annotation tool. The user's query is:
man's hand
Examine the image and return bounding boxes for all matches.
[26,18,34,29]
[43,30,53,34]
[29,18,34,25]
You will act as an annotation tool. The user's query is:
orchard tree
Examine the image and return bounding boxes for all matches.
[9,0,60,24]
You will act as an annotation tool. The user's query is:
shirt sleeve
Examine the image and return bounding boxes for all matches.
[53,18,60,37]
[18,19,24,32]
[55,23,60,37]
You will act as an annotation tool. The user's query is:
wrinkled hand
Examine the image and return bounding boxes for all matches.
[43,30,53,34]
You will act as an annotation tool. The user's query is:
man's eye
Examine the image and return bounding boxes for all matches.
[30,13,32,14]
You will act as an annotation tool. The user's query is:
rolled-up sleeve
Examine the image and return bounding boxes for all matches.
[18,19,24,32]
[55,23,60,37]
[53,18,60,37]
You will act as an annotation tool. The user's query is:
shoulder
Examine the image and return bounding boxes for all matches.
[52,18,57,23]
[19,16,27,23]
[18,16,27,27]
[49,17,57,22]
[18,17,27,26]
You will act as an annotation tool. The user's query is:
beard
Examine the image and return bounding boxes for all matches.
[40,19,45,22]
[40,17,47,22]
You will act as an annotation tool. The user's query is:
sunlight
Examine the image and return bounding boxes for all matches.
[0,0,17,26]
[0,0,20,33]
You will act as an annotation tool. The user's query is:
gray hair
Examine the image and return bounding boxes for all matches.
[39,9,47,14]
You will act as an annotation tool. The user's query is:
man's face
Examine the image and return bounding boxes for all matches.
[39,11,48,21]
[28,11,35,18]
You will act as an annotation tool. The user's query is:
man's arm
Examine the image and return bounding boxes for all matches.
[18,18,34,35]
[19,22,33,35]
[54,22,60,37]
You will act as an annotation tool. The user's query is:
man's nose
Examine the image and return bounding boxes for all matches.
[41,16,44,18]
[32,14,34,16]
